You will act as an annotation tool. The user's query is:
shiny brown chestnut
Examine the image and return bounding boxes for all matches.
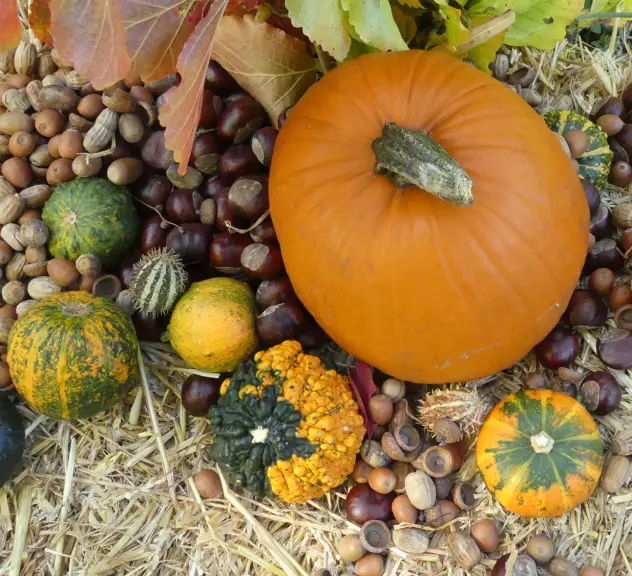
[191,133,224,164]
[166,190,202,224]
[141,130,174,170]
[594,97,625,119]
[589,203,614,239]
[219,145,263,183]
[581,180,600,216]
[241,243,283,279]
[132,311,168,341]
[181,375,222,416]
[166,223,212,263]
[610,160,632,188]
[583,238,624,275]
[134,174,171,211]
[217,96,265,144]
[202,175,228,199]
[215,188,246,232]
[344,484,394,525]
[208,232,252,272]
[589,268,615,294]
[298,315,328,350]
[597,329,632,369]
[256,278,298,309]
[250,218,277,244]
[534,325,580,369]
[141,215,171,253]
[579,371,622,415]
[228,175,269,222]
[563,289,608,327]
[198,89,224,129]
[251,127,278,167]
[256,303,304,345]
[616,124,632,159]
[204,61,240,96]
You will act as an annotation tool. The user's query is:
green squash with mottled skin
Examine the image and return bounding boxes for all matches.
[7,291,140,420]
[544,110,613,189]
[42,178,140,268]
[169,277,257,372]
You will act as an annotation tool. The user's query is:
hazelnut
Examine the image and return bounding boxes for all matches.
[354,554,384,576]
[470,518,500,552]
[392,494,417,523]
[550,557,579,576]
[368,394,393,425]
[337,534,365,563]
[47,258,79,287]
[526,533,555,563]
[193,469,222,499]
[368,467,397,495]
[381,378,406,402]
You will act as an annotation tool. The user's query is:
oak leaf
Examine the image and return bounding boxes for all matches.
[119,0,206,84]
[159,0,229,174]
[0,0,22,52]
[49,0,131,89]
[29,0,53,46]
[212,15,317,128]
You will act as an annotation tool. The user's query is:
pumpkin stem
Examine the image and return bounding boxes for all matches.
[250,426,269,443]
[530,431,555,454]
[372,122,474,207]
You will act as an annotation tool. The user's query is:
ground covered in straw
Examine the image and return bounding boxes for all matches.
[2,39,632,576]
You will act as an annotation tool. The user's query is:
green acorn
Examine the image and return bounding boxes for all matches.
[130,248,188,318]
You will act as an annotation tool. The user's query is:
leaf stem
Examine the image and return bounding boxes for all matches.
[575,12,632,20]
[314,44,331,74]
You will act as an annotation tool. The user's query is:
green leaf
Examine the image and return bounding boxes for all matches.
[467,0,584,49]
[578,0,632,26]
[341,0,408,52]
[344,37,381,61]
[286,0,352,61]
[467,15,507,73]
[435,0,468,48]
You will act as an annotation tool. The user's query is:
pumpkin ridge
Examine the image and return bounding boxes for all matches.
[545,454,573,509]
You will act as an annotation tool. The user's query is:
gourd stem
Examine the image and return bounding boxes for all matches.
[530,431,555,454]
[372,122,474,207]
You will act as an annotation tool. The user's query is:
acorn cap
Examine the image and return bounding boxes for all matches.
[452,482,477,510]
[359,520,391,554]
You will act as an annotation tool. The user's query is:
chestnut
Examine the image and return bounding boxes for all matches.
[615,304,632,330]
[594,97,625,119]
[251,127,278,167]
[470,518,500,552]
[204,61,240,96]
[198,89,223,129]
[562,289,608,327]
[219,145,263,183]
[132,311,168,341]
[141,130,174,170]
[134,174,170,211]
[581,180,600,216]
[534,325,580,369]
[491,554,510,576]
[597,329,632,369]
[579,371,621,415]
[256,303,304,345]
[589,268,615,294]
[209,232,252,272]
[610,160,632,188]
[228,175,269,221]
[551,379,578,398]
[103,139,133,168]
[255,278,298,309]
[141,215,170,253]
[241,243,283,279]
[344,484,394,525]
[166,190,202,223]
[166,223,212,263]
[616,125,632,159]
[297,315,328,350]
[250,218,277,244]
[218,96,265,144]
[191,133,224,162]
[202,174,228,199]
[181,374,221,416]
[589,203,614,239]
[583,238,624,275]
[598,114,625,136]
[215,188,246,232]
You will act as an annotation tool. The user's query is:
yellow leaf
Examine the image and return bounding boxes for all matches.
[391,4,417,43]
[212,15,317,128]
[341,0,408,52]
[286,0,352,61]
[435,0,468,49]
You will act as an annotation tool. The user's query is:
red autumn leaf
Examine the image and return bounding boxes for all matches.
[0,0,22,52]
[119,0,206,84]
[348,360,377,437]
[159,0,229,174]
[29,0,53,46]
[49,0,130,90]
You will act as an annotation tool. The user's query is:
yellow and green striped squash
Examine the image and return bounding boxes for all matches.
[8,291,140,420]
[477,389,603,518]
[544,110,613,189]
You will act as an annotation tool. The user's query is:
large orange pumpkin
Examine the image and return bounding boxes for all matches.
[269,51,589,383]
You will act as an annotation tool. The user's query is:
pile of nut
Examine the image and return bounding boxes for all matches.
[336,378,487,575]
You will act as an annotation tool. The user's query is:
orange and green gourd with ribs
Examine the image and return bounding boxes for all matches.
[209,340,366,503]
[477,389,603,517]
[8,291,140,420]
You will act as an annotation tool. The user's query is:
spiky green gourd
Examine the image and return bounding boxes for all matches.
[42,178,140,268]
[543,110,613,189]
[130,249,188,317]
